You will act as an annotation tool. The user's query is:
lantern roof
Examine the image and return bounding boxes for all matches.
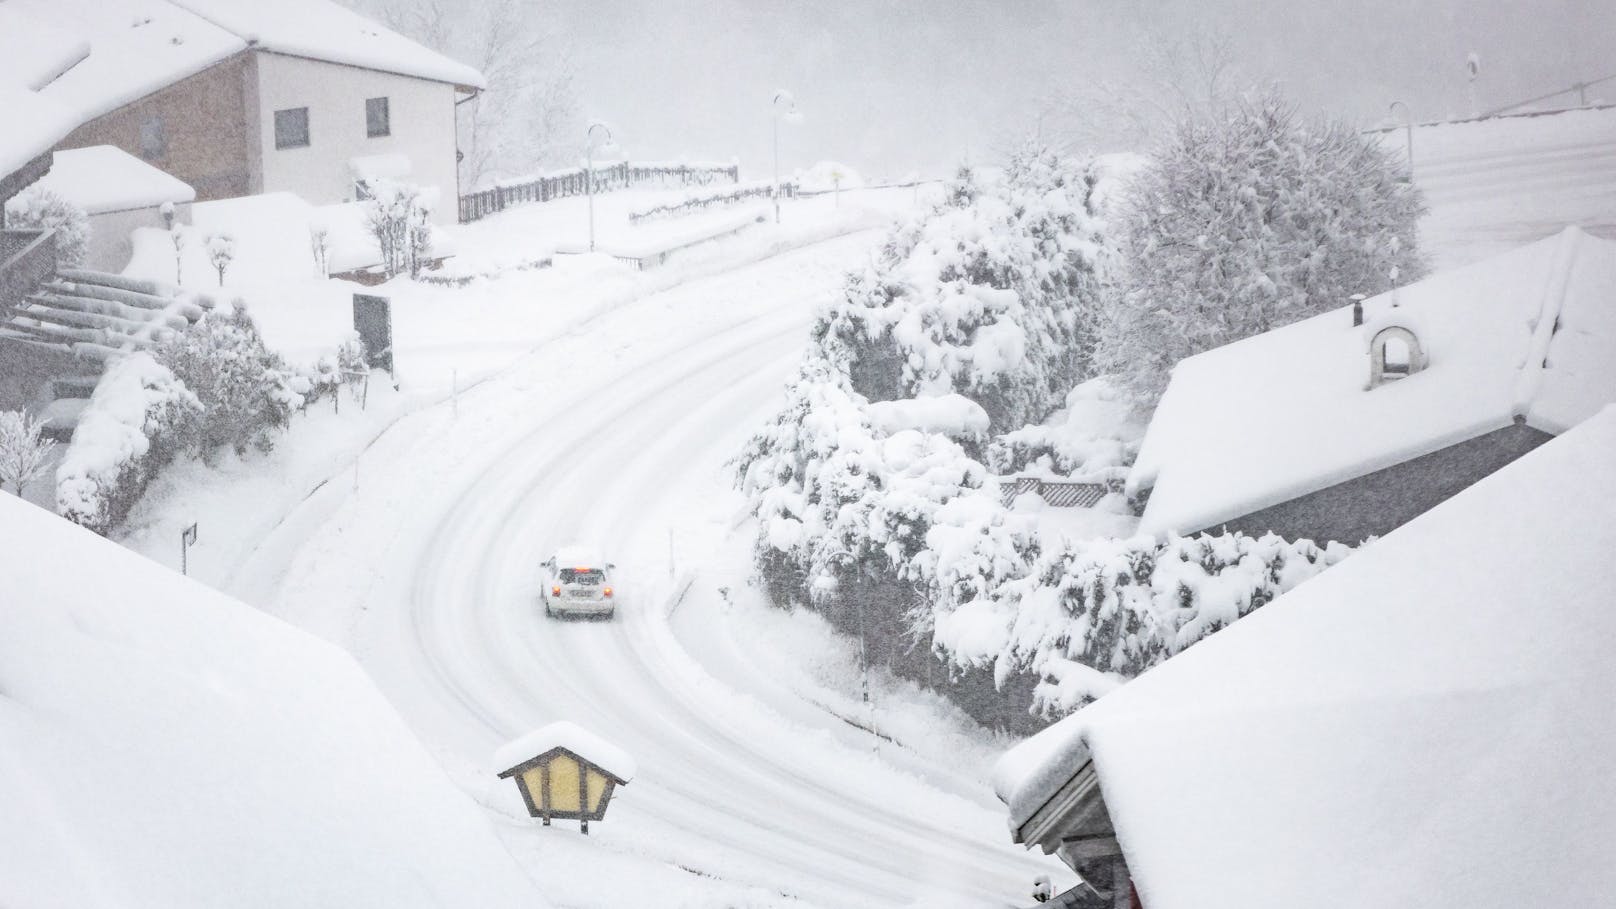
[495,721,637,783]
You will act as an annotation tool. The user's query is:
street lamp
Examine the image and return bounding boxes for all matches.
[771,89,800,224]
[585,121,617,253]
[1388,100,1414,179]
[819,547,877,747]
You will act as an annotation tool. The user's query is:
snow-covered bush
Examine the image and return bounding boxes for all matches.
[156,305,307,460]
[363,180,436,278]
[205,232,236,286]
[986,378,1144,484]
[932,531,1352,716]
[56,354,201,535]
[5,187,90,268]
[0,410,56,496]
[301,334,369,405]
[818,146,1108,433]
[1099,90,1427,404]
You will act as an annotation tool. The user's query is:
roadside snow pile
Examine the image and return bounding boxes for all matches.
[0,494,545,908]
[796,161,866,193]
[56,353,200,535]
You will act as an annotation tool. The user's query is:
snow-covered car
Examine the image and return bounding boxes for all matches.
[541,547,617,618]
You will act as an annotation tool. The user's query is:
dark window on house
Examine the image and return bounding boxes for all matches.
[139,116,166,160]
[274,107,310,150]
[366,97,390,138]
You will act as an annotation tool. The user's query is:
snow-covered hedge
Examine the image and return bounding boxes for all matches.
[157,305,309,460]
[57,354,201,535]
[933,531,1352,716]
[986,378,1143,483]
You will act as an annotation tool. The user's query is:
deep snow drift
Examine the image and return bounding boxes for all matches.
[0,494,545,908]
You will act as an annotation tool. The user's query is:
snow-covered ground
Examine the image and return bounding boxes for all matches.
[105,206,1065,905]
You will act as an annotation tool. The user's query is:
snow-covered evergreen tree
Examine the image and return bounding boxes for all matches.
[0,410,55,496]
[6,187,90,269]
[1099,90,1427,404]
[156,305,307,460]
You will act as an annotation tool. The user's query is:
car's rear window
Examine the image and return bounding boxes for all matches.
[560,568,605,585]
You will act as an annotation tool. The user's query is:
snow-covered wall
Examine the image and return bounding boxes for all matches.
[254,52,460,224]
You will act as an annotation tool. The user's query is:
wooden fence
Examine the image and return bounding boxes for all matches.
[458,162,741,223]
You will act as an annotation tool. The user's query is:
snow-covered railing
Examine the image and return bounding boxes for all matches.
[998,475,1114,509]
[458,161,741,223]
[627,181,794,224]
[0,228,56,320]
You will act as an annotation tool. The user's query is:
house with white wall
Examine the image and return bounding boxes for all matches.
[8,0,483,224]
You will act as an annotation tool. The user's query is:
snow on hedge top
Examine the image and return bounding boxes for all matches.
[171,0,485,88]
[0,495,547,908]
[19,145,196,214]
[998,405,1616,909]
[494,721,637,782]
[865,394,990,441]
[9,0,483,125]
[1131,226,1616,538]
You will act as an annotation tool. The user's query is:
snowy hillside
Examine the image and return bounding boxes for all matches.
[0,495,545,908]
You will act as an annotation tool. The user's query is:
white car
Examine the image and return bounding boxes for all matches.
[541,546,617,619]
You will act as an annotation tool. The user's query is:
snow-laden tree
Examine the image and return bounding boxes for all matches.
[0,410,55,496]
[5,187,90,269]
[342,0,580,188]
[156,305,307,460]
[205,233,235,286]
[362,180,435,278]
[817,147,1108,434]
[1099,90,1427,404]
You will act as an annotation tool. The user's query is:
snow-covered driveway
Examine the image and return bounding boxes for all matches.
[250,233,1061,907]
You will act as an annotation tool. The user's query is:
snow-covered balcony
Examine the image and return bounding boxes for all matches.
[0,226,56,320]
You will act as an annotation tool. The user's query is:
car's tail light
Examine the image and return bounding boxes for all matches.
[603,586,613,598]
[551,585,561,597]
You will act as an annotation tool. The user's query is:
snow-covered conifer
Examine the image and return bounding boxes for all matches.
[0,410,56,496]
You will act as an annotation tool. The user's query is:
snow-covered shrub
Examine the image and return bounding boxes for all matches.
[5,187,90,268]
[56,354,201,535]
[932,530,1352,716]
[156,305,307,460]
[301,334,368,405]
[205,232,235,285]
[363,180,436,278]
[986,378,1144,484]
[818,146,1108,433]
[1099,90,1427,404]
[0,410,56,496]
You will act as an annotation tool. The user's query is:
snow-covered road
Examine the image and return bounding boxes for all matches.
[247,233,1063,907]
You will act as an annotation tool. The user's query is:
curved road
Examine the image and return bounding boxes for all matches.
[252,235,1064,907]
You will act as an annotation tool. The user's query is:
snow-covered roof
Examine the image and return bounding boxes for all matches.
[0,494,547,907]
[5,0,483,126]
[1131,226,1616,537]
[996,405,1616,908]
[15,145,195,214]
[0,7,85,177]
[551,545,607,568]
[494,721,638,782]
[171,0,485,89]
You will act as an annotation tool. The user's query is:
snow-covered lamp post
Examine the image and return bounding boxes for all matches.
[771,89,801,224]
[584,121,618,253]
[1388,100,1414,178]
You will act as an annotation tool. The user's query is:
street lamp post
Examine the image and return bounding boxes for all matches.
[771,90,798,225]
[585,122,614,253]
[1388,100,1414,179]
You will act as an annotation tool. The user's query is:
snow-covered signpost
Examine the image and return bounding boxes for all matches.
[584,121,617,253]
[495,722,635,835]
[180,522,198,576]
[771,89,801,224]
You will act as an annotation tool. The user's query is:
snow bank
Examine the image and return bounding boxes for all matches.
[795,161,866,193]
[494,721,638,781]
[0,493,546,908]
[1001,404,1616,909]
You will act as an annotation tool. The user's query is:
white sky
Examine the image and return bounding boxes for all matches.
[552,0,1616,181]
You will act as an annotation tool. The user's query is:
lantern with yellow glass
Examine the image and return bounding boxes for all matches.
[495,722,636,834]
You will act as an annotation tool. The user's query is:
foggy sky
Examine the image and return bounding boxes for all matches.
[551,0,1616,181]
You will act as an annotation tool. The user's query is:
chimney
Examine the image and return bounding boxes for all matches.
[1351,294,1366,327]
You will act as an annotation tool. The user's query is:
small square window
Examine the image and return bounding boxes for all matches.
[139,116,166,160]
[366,97,390,138]
[275,107,310,150]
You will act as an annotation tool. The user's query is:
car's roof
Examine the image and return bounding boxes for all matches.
[552,545,606,568]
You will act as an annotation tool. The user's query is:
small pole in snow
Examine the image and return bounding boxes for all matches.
[180,522,198,576]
